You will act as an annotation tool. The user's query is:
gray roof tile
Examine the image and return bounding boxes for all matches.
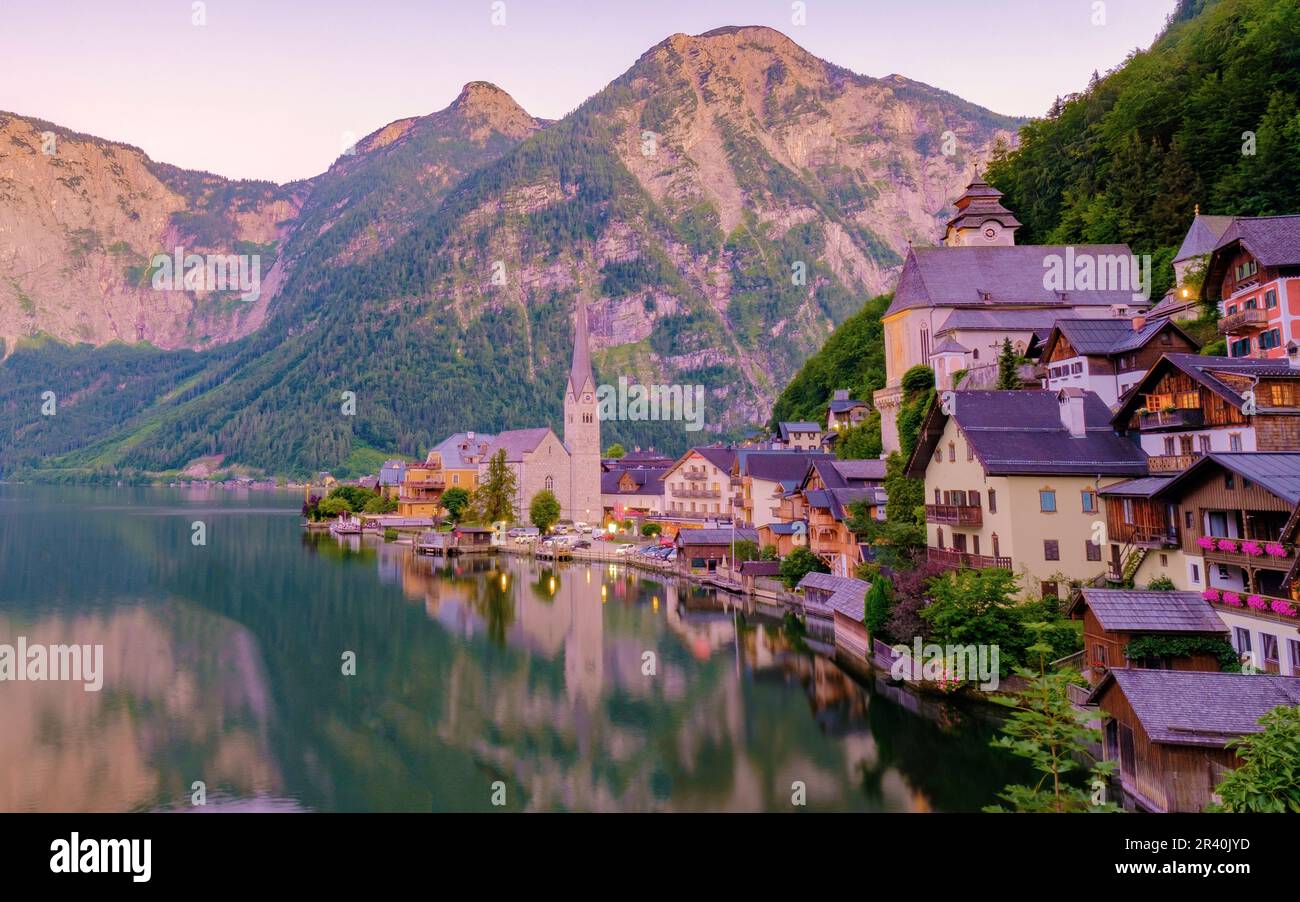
[1074,588,1226,633]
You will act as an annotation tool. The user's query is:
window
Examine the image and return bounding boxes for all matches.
[1163,436,1176,455]
[1044,539,1060,561]
[1262,633,1280,671]
[934,448,942,462]
[988,490,997,513]
[973,535,981,556]
[1041,581,1059,599]
[1225,472,1235,490]
[1071,362,1083,375]
[1123,498,1134,525]
[967,443,974,462]
[970,490,981,508]
[1227,304,1238,315]
[1289,639,1300,677]
[948,442,956,462]
[1184,510,1193,529]
[1081,490,1097,513]
[1039,490,1057,513]
[1191,563,1200,583]
[1229,433,1243,452]
[1160,330,1172,346]
[1160,553,1168,567]
[1198,435,1211,453]
[1265,288,1278,309]
[1086,540,1101,562]
[1260,328,1282,350]
[937,528,944,549]
[1245,297,1258,310]
[934,488,941,504]
[1093,644,1108,667]
[1233,627,1252,655]
[544,476,554,491]
[992,533,1000,558]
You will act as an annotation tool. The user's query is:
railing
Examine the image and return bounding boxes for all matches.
[1218,308,1268,333]
[675,488,721,499]
[926,547,1012,571]
[681,468,708,480]
[925,503,982,526]
[1131,526,1179,547]
[1206,593,1299,625]
[1147,453,1201,473]
[1199,537,1294,571]
[1138,408,1204,430]
[403,477,446,488]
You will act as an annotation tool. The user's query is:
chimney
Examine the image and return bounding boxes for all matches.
[1058,389,1086,438]
[1131,314,1146,332]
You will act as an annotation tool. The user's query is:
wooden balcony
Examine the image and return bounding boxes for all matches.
[1137,407,1204,431]
[1218,308,1268,333]
[1147,453,1202,474]
[676,487,721,499]
[925,503,982,526]
[927,547,1011,571]
[682,467,708,480]
[1199,537,1294,572]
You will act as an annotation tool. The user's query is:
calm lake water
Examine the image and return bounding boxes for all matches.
[0,485,1030,812]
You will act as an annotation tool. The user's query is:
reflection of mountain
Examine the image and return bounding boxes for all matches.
[0,604,284,812]
[2,486,1029,811]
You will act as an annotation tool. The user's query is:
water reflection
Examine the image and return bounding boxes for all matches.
[0,486,1029,812]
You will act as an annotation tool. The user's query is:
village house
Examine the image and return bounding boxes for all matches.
[1067,588,1230,686]
[732,450,832,529]
[906,388,1148,598]
[825,389,869,433]
[756,521,804,558]
[775,421,823,451]
[600,466,666,521]
[395,432,493,518]
[1202,214,1300,360]
[795,571,870,648]
[1144,210,1235,322]
[1087,669,1300,812]
[378,459,408,500]
[1038,316,1199,409]
[799,458,886,577]
[674,527,758,574]
[660,447,736,522]
[1097,474,1184,587]
[1111,353,1300,474]
[875,176,1151,452]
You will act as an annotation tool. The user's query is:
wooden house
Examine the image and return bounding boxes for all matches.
[1038,317,1199,409]
[1088,669,1300,812]
[795,572,869,645]
[1067,588,1229,685]
[674,527,758,573]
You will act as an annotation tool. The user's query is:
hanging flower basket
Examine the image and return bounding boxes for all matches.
[1246,594,1268,611]
[1241,540,1264,557]
[1216,539,1239,553]
[1223,591,1243,607]
[1264,542,1289,558]
[1196,536,1215,551]
[1202,588,1222,603]
[1271,599,1298,618]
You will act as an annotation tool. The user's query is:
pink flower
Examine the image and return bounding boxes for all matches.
[1223,591,1242,607]
[1264,542,1289,558]
[1271,600,1298,618]
[1217,539,1239,553]
[1203,589,1222,602]
[1196,536,1215,550]
[1241,541,1264,557]
[1246,594,1268,611]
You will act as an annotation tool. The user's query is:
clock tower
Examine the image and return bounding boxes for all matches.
[943,175,1020,247]
[564,299,602,525]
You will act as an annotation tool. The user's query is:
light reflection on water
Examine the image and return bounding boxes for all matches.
[0,485,1028,812]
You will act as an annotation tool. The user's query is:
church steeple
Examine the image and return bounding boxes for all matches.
[943,174,1021,247]
[567,299,595,400]
[564,295,602,525]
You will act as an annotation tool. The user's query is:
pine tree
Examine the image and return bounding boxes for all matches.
[995,338,1018,390]
[472,449,518,525]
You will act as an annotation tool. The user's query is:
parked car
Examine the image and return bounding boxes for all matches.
[572,539,591,549]
[614,543,636,556]
[592,528,605,540]
[575,521,592,534]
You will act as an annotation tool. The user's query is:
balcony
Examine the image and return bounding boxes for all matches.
[927,547,1012,571]
[676,488,721,499]
[1218,308,1268,334]
[1131,526,1180,548]
[1137,407,1204,431]
[1205,592,1299,634]
[682,467,708,480]
[925,503,983,526]
[403,477,446,489]
[1147,453,1202,473]
[1198,536,1294,572]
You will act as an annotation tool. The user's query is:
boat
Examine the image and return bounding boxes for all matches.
[329,514,364,535]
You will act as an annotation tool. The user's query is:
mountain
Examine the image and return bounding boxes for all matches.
[1,26,1020,480]
[0,112,299,352]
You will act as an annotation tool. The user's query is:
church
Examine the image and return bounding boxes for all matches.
[478,301,603,524]
[872,176,1150,454]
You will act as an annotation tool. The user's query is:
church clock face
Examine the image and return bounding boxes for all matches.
[983,225,998,240]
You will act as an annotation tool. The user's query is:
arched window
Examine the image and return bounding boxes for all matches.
[545,476,554,491]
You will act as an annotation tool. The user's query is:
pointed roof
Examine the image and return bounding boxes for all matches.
[568,300,594,397]
[944,176,1022,233]
[1173,213,1235,264]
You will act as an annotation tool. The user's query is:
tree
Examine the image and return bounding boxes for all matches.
[986,626,1119,813]
[640,522,662,538]
[864,579,892,642]
[440,487,471,523]
[318,496,351,517]
[529,489,562,533]
[604,443,626,459]
[995,338,1018,390]
[472,449,517,525]
[1210,706,1300,813]
[834,413,882,461]
[780,546,829,589]
[362,494,398,514]
[731,540,760,563]
[884,556,947,642]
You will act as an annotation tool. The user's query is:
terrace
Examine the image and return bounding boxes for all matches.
[924,503,983,526]
[927,547,1011,571]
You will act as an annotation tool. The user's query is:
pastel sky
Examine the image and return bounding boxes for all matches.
[2,0,1177,183]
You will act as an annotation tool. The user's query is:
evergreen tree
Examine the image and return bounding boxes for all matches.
[529,489,562,533]
[995,338,1018,390]
[473,449,518,525]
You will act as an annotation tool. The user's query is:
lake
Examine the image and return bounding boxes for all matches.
[0,485,1029,812]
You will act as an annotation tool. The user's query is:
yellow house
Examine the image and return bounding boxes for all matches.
[906,388,1149,599]
[397,432,493,519]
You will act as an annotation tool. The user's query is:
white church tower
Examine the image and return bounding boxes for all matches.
[564,300,602,525]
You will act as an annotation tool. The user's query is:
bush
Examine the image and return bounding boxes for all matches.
[383,528,399,542]
[641,522,662,538]
[780,547,829,589]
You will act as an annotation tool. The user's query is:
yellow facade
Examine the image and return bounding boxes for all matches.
[923,416,1121,597]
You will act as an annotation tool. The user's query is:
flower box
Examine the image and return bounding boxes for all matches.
[1216,539,1239,553]
[1241,540,1264,557]
[1196,536,1215,551]
[1223,591,1243,607]
[1202,589,1221,602]
[1246,594,1268,611]
[1264,542,1289,558]
[1271,600,1299,618]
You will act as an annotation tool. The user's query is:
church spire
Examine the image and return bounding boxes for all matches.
[568,298,594,398]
